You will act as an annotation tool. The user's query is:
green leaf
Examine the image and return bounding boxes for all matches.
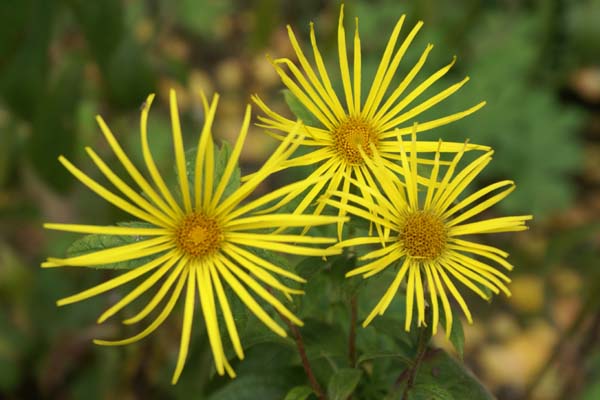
[327,368,362,400]
[283,89,320,127]
[301,318,347,360]
[283,385,313,400]
[370,316,413,348]
[408,349,493,400]
[294,256,329,281]
[409,383,454,400]
[441,315,465,359]
[66,222,160,270]
[207,372,298,400]
[357,351,412,366]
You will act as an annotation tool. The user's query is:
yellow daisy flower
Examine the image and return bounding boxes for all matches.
[325,129,532,336]
[252,5,486,237]
[43,90,343,384]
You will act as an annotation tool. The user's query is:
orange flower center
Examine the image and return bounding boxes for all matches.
[175,213,223,259]
[400,211,447,260]
[332,116,379,165]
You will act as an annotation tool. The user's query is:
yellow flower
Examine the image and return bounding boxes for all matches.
[326,129,532,336]
[43,90,343,384]
[252,5,486,237]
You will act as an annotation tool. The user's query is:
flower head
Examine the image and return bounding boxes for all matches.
[43,90,343,383]
[253,5,486,237]
[327,129,532,336]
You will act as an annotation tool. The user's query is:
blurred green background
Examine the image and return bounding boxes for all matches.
[1,0,599,399]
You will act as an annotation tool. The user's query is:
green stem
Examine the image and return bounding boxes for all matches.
[400,326,430,400]
[287,319,326,400]
[268,286,326,399]
[349,294,358,367]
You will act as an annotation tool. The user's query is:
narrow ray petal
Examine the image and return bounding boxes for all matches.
[337,4,354,114]
[272,59,337,129]
[436,266,472,324]
[414,266,426,326]
[353,17,361,113]
[194,93,219,210]
[362,259,410,327]
[371,40,432,123]
[169,90,192,212]
[366,21,424,119]
[171,267,196,384]
[405,264,416,331]
[123,258,187,325]
[285,25,344,120]
[446,184,516,227]
[377,56,457,129]
[423,263,439,335]
[43,223,168,236]
[96,112,180,219]
[57,156,169,228]
[223,243,306,283]
[430,265,453,336]
[57,251,176,306]
[443,180,514,220]
[140,95,182,216]
[196,263,225,375]
[97,254,181,323]
[209,263,244,360]
[211,104,250,209]
[43,237,172,268]
[94,269,186,345]
[363,14,406,116]
[215,257,287,337]
[84,148,174,227]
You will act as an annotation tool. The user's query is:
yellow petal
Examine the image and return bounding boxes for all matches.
[171,267,196,384]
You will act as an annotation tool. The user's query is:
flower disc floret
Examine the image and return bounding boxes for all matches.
[400,211,446,260]
[333,116,379,165]
[175,213,223,259]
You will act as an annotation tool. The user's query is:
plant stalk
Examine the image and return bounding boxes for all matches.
[349,294,358,367]
[401,326,430,400]
[287,318,326,400]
